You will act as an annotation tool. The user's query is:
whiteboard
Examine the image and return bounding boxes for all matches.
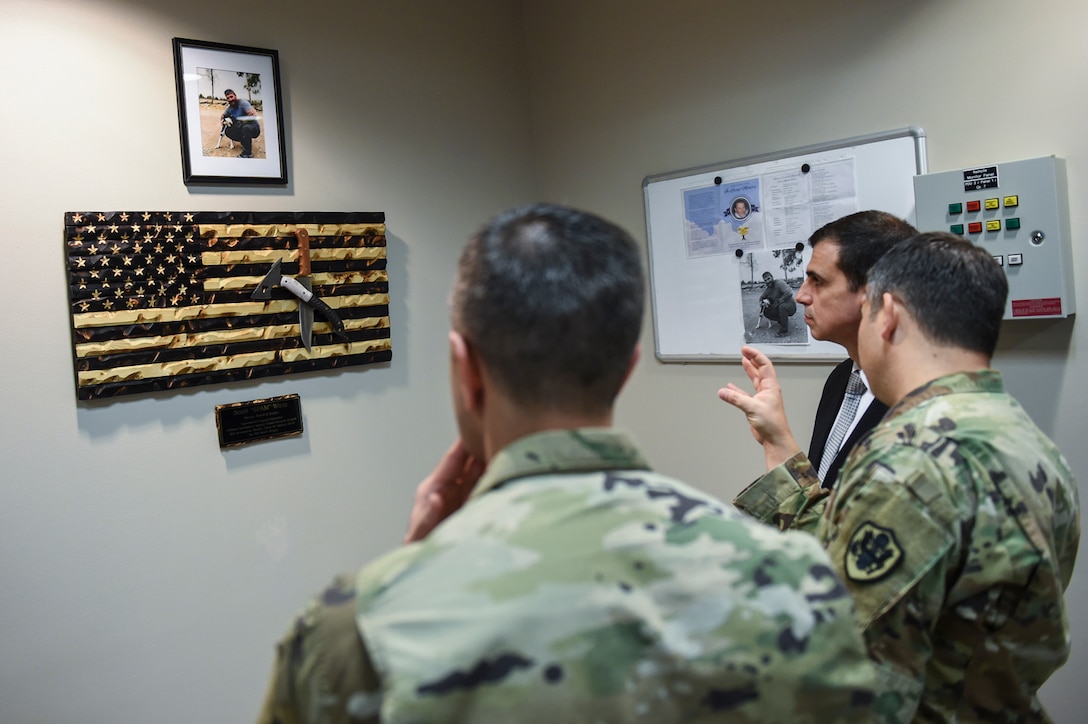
[642,127,927,362]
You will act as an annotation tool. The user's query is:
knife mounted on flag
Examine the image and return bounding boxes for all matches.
[251,230,350,349]
[294,228,315,349]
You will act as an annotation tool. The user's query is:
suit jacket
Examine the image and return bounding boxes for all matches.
[808,359,888,490]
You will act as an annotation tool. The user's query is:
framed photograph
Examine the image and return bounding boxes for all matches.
[172,38,288,185]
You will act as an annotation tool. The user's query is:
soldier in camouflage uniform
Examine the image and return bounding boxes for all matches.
[722,232,1080,722]
[256,204,877,723]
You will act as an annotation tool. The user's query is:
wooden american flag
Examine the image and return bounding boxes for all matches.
[65,211,391,400]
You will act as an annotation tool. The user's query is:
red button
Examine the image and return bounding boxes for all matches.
[968,222,983,233]
[966,200,981,212]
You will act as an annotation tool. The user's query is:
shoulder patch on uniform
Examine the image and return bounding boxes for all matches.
[844,521,904,583]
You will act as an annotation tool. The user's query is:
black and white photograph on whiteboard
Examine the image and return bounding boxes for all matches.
[738,248,807,344]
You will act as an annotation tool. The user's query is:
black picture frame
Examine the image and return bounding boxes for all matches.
[172,38,288,185]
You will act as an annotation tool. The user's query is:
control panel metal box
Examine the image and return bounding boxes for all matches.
[913,156,1074,319]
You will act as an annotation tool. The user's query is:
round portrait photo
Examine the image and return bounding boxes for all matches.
[731,196,752,221]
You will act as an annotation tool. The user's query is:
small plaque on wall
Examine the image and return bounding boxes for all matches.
[215,394,303,448]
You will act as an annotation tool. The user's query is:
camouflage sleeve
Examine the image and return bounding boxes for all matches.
[255,574,383,724]
[733,451,829,533]
[820,451,958,723]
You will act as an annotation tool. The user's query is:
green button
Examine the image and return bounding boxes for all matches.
[950,224,965,235]
[948,202,963,215]
[1006,217,1021,230]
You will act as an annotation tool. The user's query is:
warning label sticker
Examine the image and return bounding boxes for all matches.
[1011,298,1063,317]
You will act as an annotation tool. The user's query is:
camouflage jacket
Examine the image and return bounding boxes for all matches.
[257,428,877,723]
[734,370,1080,723]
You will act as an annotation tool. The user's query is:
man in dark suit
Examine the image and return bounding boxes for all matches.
[720,211,916,488]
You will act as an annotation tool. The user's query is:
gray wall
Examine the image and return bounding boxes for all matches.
[0,0,1084,721]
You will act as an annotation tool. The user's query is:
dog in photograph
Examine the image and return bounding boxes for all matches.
[756,298,773,329]
[215,117,236,150]
[744,298,773,342]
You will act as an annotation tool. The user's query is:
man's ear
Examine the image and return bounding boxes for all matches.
[449,331,485,413]
[879,292,899,341]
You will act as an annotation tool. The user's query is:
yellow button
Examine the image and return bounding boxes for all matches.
[986,220,1002,232]
[1003,195,1019,207]
[984,198,1000,210]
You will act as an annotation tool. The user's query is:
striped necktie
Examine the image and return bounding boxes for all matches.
[818,369,866,480]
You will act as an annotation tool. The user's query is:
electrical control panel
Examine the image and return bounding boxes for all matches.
[913,156,1074,319]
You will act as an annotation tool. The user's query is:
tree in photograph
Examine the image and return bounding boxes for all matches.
[198,67,215,100]
[772,248,803,283]
[236,72,263,105]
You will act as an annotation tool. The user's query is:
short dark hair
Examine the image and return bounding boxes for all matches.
[451,204,645,412]
[809,211,917,291]
[866,232,1008,356]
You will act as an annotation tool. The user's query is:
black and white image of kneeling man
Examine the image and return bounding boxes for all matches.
[739,248,807,344]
